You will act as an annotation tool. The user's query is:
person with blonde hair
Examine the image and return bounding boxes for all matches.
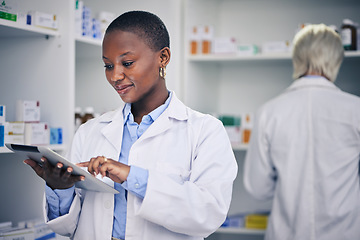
[244,24,360,240]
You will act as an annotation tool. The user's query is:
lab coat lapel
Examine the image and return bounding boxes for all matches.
[138,92,188,141]
[100,108,124,154]
[141,109,172,140]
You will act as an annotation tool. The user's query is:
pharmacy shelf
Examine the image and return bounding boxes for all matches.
[188,53,292,62]
[216,227,265,235]
[232,144,248,151]
[0,18,59,38]
[75,35,102,46]
[188,51,360,62]
[0,144,67,154]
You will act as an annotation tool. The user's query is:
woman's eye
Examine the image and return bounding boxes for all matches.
[104,64,113,70]
[123,61,133,67]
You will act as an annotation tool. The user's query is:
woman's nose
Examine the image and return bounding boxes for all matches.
[110,66,125,82]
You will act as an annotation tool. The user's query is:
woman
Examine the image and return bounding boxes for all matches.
[244,24,360,240]
[25,11,238,240]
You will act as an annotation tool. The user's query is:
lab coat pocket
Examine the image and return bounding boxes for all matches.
[156,161,191,184]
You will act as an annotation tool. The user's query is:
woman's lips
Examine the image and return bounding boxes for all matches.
[115,84,133,95]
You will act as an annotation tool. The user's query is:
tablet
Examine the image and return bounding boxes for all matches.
[5,143,119,194]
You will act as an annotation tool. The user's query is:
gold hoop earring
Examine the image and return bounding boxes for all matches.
[159,67,166,79]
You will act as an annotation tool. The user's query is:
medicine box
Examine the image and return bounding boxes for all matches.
[18,218,56,240]
[16,100,41,122]
[0,0,17,22]
[0,226,34,240]
[262,41,291,53]
[98,11,115,36]
[218,115,242,145]
[0,125,4,147]
[4,134,24,145]
[213,37,237,54]
[237,44,259,56]
[0,105,5,125]
[221,213,246,228]
[4,122,25,135]
[27,11,58,30]
[50,127,63,145]
[75,0,84,36]
[245,214,268,229]
[25,122,49,145]
[82,6,92,37]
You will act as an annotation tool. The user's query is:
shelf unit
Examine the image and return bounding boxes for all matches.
[0,18,60,37]
[183,1,360,239]
[188,51,360,62]
[1,0,360,239]
[75,35,101,46]
[0,0,74,228]
[216,227,265,235]
[0,0,184,231]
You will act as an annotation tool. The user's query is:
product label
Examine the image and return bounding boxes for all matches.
[341,28,351,46]
[0,0,17,22]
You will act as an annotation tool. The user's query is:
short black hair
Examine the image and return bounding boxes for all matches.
[105,10,170,52]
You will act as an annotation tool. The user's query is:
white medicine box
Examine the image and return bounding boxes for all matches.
[5,122,25,135]
[16,100,41,122]
[25,122,49,145]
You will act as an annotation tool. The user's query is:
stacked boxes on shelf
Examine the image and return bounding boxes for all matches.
[0,105,5,147]
[0,219,56,240]
[217,113,254,147]
[1,100,63,146]
[0,0,58,30]
[221,211,270,230]
[75,0,115,40]
[218,115,241,146]
[0,0,17,22]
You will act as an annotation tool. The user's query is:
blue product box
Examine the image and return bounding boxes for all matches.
[0,105,5,125]
[221,213,246,228]
[0,125,4,147]
[50,128,63,144]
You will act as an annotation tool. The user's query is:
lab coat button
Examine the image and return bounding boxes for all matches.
[104,200,112,209]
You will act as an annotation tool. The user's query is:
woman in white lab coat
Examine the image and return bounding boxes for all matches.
[24,11,238,240]
[244,24,360,240]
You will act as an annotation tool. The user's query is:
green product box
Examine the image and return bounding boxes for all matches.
[0,0,18,22]
[218,115,241,126]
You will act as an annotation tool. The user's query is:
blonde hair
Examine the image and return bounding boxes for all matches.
[292,24,344,82]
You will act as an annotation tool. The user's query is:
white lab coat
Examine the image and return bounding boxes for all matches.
[244,77,360,240]
[44,92,238,240]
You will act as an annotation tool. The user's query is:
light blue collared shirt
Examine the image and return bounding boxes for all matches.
[46,92,172,239]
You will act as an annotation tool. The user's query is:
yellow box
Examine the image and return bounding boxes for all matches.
[245,214,268,229]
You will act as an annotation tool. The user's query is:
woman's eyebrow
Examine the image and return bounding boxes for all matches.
[103,51,132,60]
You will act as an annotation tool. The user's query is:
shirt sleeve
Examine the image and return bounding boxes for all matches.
[45,184,75,220]
[121,165,148,199]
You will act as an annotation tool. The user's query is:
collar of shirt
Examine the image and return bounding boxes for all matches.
[122,91,172,138]
[287,75,339,92]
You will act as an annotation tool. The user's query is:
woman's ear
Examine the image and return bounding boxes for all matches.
[159,47,171,67]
